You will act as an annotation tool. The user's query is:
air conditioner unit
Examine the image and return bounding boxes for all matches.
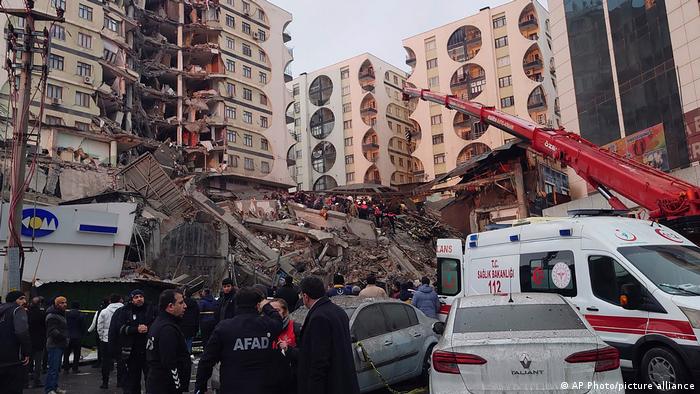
[51,98,61,105]
[252,32,259,40]
[83,76,93,85]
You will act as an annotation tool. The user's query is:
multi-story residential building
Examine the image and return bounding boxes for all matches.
[403,0,558,182]
[287,53,418,191]
[0,0,294,192]
[550,0,700,197]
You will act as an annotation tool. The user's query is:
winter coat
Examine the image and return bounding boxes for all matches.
[108,302,156,359]
[96,302,123,343]
[195,304,283,394]
[274,285,299,313]
[66,308,84,340]
[45,306,68,349]
[358,284,387,298]
[0,302,31,367]
[180,297,200,339]
[198,295,218,324]
[27,305,46,352]
[297,297,360,394]
[411,284,440,319]
[146,312,192,393]
[216,292,236,323]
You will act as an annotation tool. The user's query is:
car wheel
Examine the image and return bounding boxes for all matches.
[421,343,436,382]
[641,347,689,393]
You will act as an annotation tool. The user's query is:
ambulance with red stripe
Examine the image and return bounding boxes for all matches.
[436,215,700,391]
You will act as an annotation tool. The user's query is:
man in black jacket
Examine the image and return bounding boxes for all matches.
[146,289,191,394]
[27,296,46,388]
[195,287,283,394]
[0,291,31,394]
[274,276,299,313]
[297,276,359,394]
[45,296,69,394]
[63,301,84,373]
[179,288,199,353]
[110,289,156,394]
[215,278,236,323]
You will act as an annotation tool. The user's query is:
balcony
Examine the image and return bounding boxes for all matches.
[406,56,416,67]
[358,70,375,82]
[286,115,294,124]
[528,98,546,110]
[519,18,538,29]
[362,141,379,150]
[360,106,377,116]
[523,58,543,71]
[287,157,296,166]
[283,31,291,43]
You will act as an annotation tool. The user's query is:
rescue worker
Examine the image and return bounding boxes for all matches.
[194,287,283,394]
[326,273,347,297]
[0,291,31,394]
[145,289,191,394]
[215,278,236,323]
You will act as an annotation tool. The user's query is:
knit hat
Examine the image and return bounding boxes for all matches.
[6,290,25,303]
[129,289,144,299]
[54,296,67,306]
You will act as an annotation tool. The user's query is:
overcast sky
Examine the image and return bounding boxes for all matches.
[270,0,548,76]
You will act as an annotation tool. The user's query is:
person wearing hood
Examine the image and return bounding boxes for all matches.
[62,301,84,373]
[411,277,440,319]
[0,291,31,394]
[97,294,125,389]
[146,289,191,394]
[109,289,156,394]
[45,296,69,394]
[197,289,217,347]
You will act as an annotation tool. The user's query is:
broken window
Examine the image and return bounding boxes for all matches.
[244,158,254,170]
[242,43,252,57]
[243,66,251,78]
[243,111,252,124]
[78,32,92,49]
[76,61,91,77]
[78,4,93,21]
[47,84,63,99]
[75,91,91,108]
[50,25,65,40]
[260,116,268,128]
[48,54,64,70]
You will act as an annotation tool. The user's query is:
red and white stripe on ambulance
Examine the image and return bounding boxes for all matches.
[436,239,464,319]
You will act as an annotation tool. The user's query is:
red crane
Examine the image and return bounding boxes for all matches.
[403,87,700,237]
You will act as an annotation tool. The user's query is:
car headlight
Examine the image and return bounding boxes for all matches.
[679,306,700,329]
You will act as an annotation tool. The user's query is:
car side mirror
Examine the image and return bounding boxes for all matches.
[432,321,445,335]
[620,283,640,310]
[355,343,368,362]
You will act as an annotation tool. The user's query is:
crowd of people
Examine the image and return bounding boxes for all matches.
[0,272,439,394]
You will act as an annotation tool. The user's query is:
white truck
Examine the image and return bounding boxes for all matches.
[436,215,700,392]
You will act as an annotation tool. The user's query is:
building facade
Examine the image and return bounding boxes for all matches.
[402,0,559,182]
[287,53,418,191]
[0,0,294,190]
[550,0,700,197]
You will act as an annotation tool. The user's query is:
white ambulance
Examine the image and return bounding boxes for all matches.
[436,215,700,391]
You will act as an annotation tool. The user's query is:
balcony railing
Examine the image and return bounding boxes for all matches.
[362,142,379,150]
[519,18,538,29]
[358,70,375,81]
[523,58,543,71]
[360,106,378,115]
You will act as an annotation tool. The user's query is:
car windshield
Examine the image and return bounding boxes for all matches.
[453,304,587,333]
[618,245,700,296]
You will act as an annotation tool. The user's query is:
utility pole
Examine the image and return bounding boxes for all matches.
[0,3,63,294]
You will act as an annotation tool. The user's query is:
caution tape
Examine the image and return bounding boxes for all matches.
[355,341,426,394]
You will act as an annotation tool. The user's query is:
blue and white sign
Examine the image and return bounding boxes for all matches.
[21,208,59,237]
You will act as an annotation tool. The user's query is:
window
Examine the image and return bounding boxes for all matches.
[394,75,399,85]
[243,88,252,100]
[388,121,393,131]
[244,158,254,170]
[432,134,444,145]
[243,134,253,146]
[498,75,512,88]
[243,111,252,124]
[227,37,235,49]
[342,86,350,96]
[497,55,510,67]
[50,25,65,40]
[293,102,300,113]
[227,130,236,142]
[104,16,120,33]
[227,0,233,5]
[430,114,442,125]
[225,106,236,119]
[243,2,250,13]
[260,138,269,150]
[45,115,62,125]
[78,32,92,49]
[617,245,700,296]
[493,15,506,28]
[261,161,270,173]
[51,0,65,9]
[520,250,577,297]
[241,43,251,57]
[424,38,436,51]
[390,156,395,164]
[343,120,352,130]
[243,66,251,78]
[75,61,91,77]
[340,68,350,79]
[260,116,268,128]
[433,154,445,164]
[398,158,404,166]
[292,85,299,96]
[226,15,235,27]
[588,255,644,306]
[75,91,91,108]
[453,304,586,333]
[49,54,64,70]
[428,76,439,88]
[258,8,265,20]
[344,137,353,146]
[47,84,63,99]
[260,94,267,105]
[226,83,235,96]
[382,304,418,332]
[257,29,266,41]
[229,154,238,167]
[259,72,267,84]
[346,172,354,182]
[343,102,351,113]
[345,155,354,164]
[426,58,438,69]
[258,50,266,63]
[495,36,508,48]
[242,22,251,35]
[226,59,235,72]
[352,305,387,340]
[79,4,93,21]
[438,258,461,296]
[500,96,515,107]
[75,122,90,131]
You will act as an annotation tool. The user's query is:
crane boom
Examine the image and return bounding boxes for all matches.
[403,87,700,221]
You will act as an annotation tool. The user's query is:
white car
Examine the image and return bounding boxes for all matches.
[430,293,625,393]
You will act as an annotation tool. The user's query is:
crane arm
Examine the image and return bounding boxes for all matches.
[403,87,700,220]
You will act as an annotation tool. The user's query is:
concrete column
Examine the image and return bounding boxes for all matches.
[513,160,529,219]
[110,140,118,167]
